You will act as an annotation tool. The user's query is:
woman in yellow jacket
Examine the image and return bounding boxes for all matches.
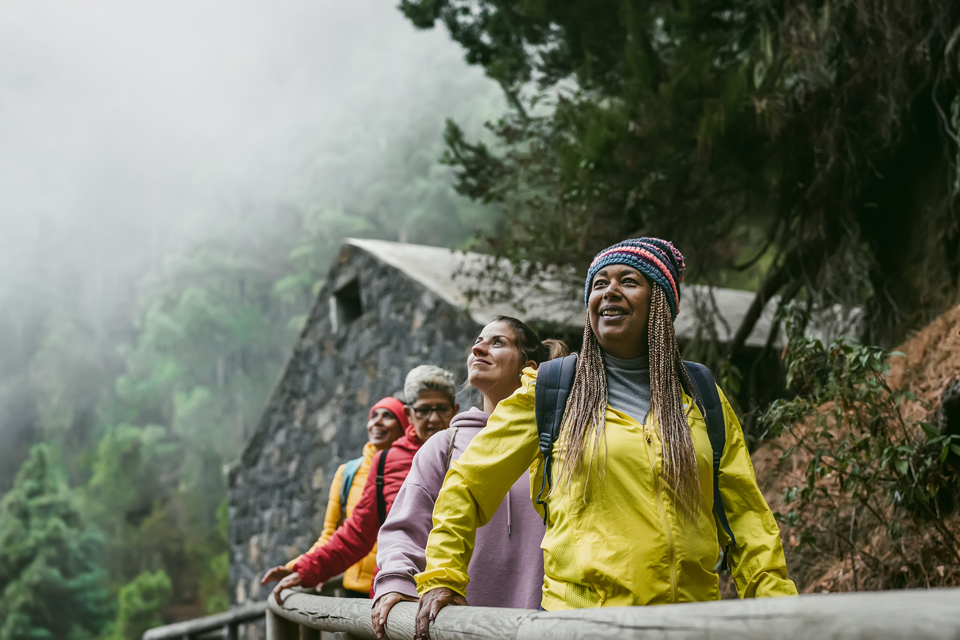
[414,238,797,637]
[261,397,407,597]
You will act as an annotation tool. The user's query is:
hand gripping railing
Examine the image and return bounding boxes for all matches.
[267,587,960,640]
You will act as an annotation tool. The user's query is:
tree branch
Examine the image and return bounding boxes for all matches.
[728,242,828,358]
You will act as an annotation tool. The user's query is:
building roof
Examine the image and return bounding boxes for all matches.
[346,238,781,349]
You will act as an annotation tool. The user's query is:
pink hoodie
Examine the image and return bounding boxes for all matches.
[373,408,545,609]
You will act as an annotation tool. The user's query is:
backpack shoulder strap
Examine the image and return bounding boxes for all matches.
[375,448,389,525]
[337,456,365,527]
[444,426,459,472]
[683,361,738,565]
[534,353,578,522]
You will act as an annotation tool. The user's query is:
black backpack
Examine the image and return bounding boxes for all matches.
[533,354,737,570]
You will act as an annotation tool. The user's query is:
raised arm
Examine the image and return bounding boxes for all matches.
[415,372,541,599]
[716,387,798,597]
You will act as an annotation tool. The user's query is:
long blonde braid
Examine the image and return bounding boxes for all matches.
[554,286,702,518]
[648,286,702,518]
[554,320,608,494]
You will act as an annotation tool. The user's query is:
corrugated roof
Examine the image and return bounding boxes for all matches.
[346,238,783,349]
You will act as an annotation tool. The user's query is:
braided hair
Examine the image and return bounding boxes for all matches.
[555,287,703,518]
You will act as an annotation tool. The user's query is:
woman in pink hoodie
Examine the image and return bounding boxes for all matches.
[371,317,567,636]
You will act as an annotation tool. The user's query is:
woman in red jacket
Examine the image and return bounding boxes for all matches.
[271,364,459,604]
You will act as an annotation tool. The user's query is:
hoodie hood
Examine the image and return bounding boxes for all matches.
[449,407,490,430]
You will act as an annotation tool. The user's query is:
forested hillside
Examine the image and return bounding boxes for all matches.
[5,0,960,637]
[0,2,503,636]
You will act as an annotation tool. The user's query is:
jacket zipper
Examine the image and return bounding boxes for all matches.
[651,423,679,604]
[662,498,679,603]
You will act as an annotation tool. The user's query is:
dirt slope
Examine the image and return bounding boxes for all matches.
[751,305,960,593]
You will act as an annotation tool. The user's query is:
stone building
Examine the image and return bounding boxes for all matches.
[226,238,793,614]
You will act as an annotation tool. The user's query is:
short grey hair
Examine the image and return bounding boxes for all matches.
[403,365,456,404]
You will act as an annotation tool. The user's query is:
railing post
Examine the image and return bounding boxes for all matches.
[298,626,320,640]
[223,622,238,640]
[266,609,299,640]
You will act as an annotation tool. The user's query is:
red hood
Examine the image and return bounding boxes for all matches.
[395,427,426,453]
[397,423,455,451]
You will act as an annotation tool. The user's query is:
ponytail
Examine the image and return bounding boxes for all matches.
[542,338,569,361]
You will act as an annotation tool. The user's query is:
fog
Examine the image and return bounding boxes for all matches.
[0,0,501,489]
[0,0,498,324]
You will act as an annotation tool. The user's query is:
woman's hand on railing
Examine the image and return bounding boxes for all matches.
[272,571,303,605]
[414,587,467,640]
[261,566,293,585]
[372,592,418,638]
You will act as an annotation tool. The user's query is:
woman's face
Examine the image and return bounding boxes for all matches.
[406,389,457,442]
[587,265,652,359]
[468,321,532,397]
[366,408,404,450]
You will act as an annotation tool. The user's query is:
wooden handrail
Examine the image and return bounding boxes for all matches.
[142,600,267,640]
[142,575,346,640]
[267,587,960,640]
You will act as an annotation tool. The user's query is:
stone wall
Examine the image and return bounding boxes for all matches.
[227,242,480,610]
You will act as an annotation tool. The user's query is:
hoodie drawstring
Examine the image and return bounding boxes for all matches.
[507,491,512,536]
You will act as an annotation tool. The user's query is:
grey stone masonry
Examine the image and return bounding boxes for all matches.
[227,242,480,606]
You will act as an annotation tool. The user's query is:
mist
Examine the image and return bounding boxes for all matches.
[0,0,501,486]
[0,0,498,320]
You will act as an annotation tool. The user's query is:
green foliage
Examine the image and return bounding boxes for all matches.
[760,305,960,579]
[101,571,172,640]
[405,0,960,349]
[0,13,505,624]
[0,445,110,640]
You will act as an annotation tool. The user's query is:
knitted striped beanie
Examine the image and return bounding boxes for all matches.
[584,238,686,319]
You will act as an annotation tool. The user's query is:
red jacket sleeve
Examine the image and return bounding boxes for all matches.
[294,450,385,588]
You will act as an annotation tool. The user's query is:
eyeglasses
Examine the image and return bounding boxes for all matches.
[411,404,454,419]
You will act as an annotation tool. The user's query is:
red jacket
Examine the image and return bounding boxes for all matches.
[294,426,425,588]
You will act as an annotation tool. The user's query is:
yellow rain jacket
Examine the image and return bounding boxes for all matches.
[287,442,378,593]
[416,368,797,609]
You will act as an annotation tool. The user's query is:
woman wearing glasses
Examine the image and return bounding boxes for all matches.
[371,317,567,638]
[270,365,459,604]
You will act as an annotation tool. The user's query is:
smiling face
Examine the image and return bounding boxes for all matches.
[366,407,404,450]
[405,389,457,442]
[467,320,534,410]
[587,265,652,359]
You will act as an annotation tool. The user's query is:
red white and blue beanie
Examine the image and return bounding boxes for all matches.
[584,237,686,319]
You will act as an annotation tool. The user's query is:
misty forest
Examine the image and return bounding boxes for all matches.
[3,0,960,639]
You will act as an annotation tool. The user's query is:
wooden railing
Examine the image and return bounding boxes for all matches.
[143,576,345,640]
[142,600,267,640]
[267,587,960,640]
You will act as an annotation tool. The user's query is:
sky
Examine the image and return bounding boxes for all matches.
[0,0,498,322]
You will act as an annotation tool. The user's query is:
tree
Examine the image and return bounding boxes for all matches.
[403,0,960,351]
[0,445,110,640]
[0,37,505,621]
[102,570,172,640]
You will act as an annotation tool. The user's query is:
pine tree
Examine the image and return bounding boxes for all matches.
[402,0,960,349]
[0,445,110,640]
[102,570,172,640]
